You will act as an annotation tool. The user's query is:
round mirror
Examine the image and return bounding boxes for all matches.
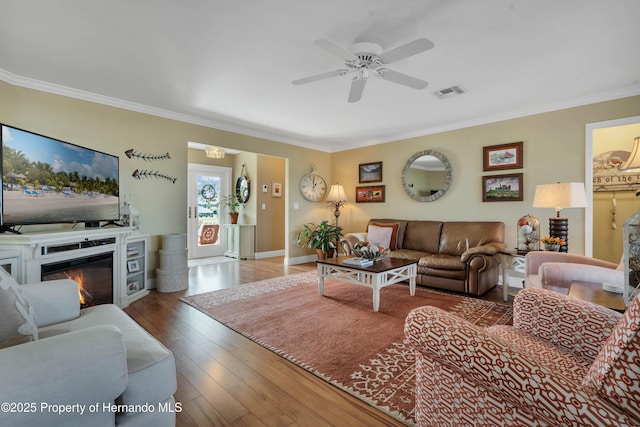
[236,175,250,204]
[401,150,452,202]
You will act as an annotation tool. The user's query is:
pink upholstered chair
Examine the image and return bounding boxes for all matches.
[525,251,623,292]
[405,287,640,426]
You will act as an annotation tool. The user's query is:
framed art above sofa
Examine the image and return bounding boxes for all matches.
[356,185,385,203]
[483,142,523,171]
[482,173,523,202]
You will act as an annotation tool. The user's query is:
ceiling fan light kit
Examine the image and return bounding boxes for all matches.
[292,38,434,102]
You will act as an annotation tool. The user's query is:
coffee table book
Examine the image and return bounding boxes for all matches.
[342,257,374,267]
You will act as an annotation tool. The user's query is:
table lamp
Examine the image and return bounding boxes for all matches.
[532,182,588,252]
[326,184,348,226]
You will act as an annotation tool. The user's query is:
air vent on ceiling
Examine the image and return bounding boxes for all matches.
[433,85,466,99]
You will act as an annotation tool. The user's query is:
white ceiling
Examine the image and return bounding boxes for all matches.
[1,1,639,153]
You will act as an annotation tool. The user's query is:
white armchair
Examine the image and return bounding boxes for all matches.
[525,251,623,292]
[0,269,176,427]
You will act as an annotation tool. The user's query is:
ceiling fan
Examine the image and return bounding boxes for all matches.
[292,38,434,103]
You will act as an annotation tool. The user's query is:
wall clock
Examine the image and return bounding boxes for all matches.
[201,184,217,201]
[299,170,327,202]
[236,175,250,204]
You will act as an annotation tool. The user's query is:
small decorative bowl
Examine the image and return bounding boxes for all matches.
[352,242,390,261]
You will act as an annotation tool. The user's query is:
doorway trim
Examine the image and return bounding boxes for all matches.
[585,115,640,257]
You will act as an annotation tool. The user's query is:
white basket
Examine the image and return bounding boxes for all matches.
[156,267,189,293]
[161,234,187,251]
[159,249,188,271]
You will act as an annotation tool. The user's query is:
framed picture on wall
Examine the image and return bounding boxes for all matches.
[482,173,523,202]
[272,181,282,197]
[355,185,385,203]
[359,162,383,183]
[483,142,523,171]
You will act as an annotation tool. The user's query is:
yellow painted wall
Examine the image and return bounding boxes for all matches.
[2,80,640,262]
[331,95,640,256]
[0,81,331,264]
[256,155,286,252]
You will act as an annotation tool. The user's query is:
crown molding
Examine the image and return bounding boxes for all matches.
[0,68,331,153]
[2,67,639,154]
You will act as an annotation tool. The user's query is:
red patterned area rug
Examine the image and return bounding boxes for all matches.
[180,271,513,425]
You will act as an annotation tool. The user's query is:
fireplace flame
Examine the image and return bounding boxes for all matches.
[65,271,94,306]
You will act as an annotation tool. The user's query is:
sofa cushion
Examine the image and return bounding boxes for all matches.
[403,221,443,253]
[419,253,465,271]
[368,219,408,249]
[439,222,505,256]
[369,222,399,250]
[583,293,640,420]
[0,270,38,348]
[389,249,430,261]
[489,325,592,383]
[39,304,176,408]
[367,224,394,250]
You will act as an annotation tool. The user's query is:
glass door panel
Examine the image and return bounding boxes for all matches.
[188,164,230,258]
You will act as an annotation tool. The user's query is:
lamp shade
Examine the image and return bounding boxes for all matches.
[620,137,640,172]
[533,182,588,211]
[326,184,348,202]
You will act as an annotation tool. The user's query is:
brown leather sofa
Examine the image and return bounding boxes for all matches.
[341,219,506,296]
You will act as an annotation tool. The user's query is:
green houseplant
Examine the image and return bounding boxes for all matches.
[296,220,343,259]
[221,193,241,224]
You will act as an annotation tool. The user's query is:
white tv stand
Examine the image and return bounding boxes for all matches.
[0,227,146,308]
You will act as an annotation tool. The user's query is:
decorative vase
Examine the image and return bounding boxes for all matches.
[229,213,239,224]
[544,244,560,251]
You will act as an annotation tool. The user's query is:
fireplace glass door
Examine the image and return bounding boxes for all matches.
[41,252,114,308]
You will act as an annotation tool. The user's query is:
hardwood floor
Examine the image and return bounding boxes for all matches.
[124,257,512,427]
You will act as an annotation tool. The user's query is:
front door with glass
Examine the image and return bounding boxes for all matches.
[187,164,231,258]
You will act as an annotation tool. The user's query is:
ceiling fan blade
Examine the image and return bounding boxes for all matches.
[292,69,347,85]
[377,68,428,89]
[314,39,358,62]
[378,38,434,64]
[348,75,367,103]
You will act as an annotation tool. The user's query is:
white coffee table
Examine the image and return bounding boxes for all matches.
[316,257,417,312]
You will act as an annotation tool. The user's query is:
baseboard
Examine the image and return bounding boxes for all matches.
[254,249,285,259]
[285,254,317,265]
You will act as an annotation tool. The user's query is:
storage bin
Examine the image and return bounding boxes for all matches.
[156,268,189,293]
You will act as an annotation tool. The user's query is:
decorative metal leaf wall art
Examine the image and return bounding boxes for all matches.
[125,149,171,161]
[132,169,177,184]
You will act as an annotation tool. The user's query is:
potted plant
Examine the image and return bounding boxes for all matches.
[296,220,343,259]
[221,193,241,224]
[540,236,566,251]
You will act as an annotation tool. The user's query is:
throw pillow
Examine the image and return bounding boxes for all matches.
[0,271,38,349]
[367,224,394,250]
[370,222,399,250]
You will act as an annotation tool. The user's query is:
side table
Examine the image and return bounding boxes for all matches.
[569,281,626,312]
[499,250,526,301]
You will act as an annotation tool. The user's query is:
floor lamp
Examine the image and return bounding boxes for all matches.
[533,182,588,252]
[326,184,348,227]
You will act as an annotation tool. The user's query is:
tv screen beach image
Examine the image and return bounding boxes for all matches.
[1,125,119,225]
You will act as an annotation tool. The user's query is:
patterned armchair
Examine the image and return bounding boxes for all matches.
[405,287,640,426]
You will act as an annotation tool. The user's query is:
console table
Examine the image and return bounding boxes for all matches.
[224,224,255,259]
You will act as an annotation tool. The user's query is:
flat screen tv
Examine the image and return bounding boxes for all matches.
[1,124,119,231]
